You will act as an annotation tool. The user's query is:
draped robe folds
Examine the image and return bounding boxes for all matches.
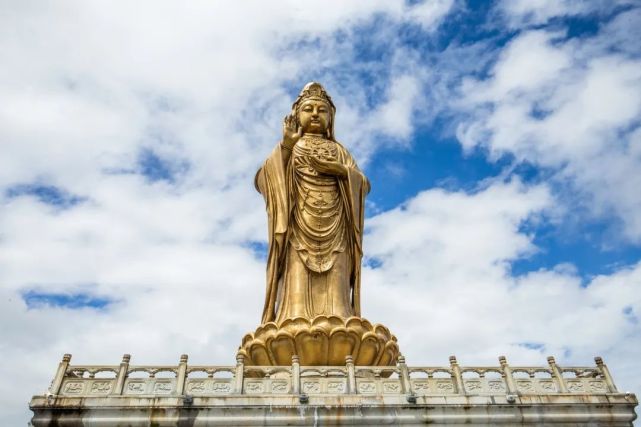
[255,138,369,325]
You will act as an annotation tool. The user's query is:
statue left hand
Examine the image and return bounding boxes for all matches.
[309,156,348,179]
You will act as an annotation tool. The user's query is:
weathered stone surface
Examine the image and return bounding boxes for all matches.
[29,393,638,426]
[29,353,638,426]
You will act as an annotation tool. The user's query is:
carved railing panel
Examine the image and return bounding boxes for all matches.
[60,378,116,396]
[184,378,234,395]
[45,354,621,398]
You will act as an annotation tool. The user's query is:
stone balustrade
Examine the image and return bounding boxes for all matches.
[30,353,638,426]
[46,352,620,400]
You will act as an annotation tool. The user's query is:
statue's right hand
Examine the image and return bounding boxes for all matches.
[282,114,302,150]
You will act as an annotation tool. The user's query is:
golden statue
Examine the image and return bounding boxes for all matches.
[240,83,399,367]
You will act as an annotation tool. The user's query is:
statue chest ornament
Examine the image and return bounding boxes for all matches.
[293,136,338,177]
[303,136,337,160]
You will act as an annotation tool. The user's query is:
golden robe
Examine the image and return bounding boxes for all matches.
[255,136,369,324]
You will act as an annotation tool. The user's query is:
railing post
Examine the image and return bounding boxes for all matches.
[111,354,130,395]
[547,356,568,393]
[345,355,356,394]
[49,354,72,395]
[449,356,466,395]
[595,356,618,393]
[291,355,301,395]
[176,354,188,395]
[234,353,245,394]
[499,356,518,395]
[398,355,411,394]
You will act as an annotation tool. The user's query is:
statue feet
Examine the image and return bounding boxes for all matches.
[239,316,400,367]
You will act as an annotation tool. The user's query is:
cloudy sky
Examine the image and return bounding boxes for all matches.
[2,0,641,422]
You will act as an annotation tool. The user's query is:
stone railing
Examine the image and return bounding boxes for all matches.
[46,353,620,401]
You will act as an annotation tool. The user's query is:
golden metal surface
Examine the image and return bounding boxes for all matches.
[240,315,399,367]
[243,82,399,366]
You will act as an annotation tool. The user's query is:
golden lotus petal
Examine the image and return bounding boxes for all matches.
[327,327,359,365]
[355,331,382,366]
[268,331,296,366]
[248,339,272,366]
[241,333,255,348]
[295,326,329,365]
[240,316,400,367]
[377,340,400,367]
[374,324,391,342]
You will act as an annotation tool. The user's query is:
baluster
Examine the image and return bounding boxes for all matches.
[499,356,518,395]
[398,355,411,395]
[595,357,618,393]
[449,356,465,395]
[345,355,356,394]
[176,354,188,395]
[291,355,301,395]
[547,356,568,393]
[49,354,72,395]
[235,353,245,394]
[111,354,130,395]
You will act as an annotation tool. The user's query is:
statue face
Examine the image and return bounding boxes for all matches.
[298,99,331,135]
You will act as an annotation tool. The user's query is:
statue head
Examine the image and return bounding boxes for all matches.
[291,82,336,139]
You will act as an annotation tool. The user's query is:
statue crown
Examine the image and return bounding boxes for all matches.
[293,82,335,111]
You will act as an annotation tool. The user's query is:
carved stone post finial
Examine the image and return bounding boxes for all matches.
[398,354,411,395]
[234,352,245,394]
[499,355,518,396]
[595,356,618,393]
[345,355,356,394]
[112,354,131,395]
[175,354,188,395]
[547,356,568,393]
[449,355,465,395]
[49,354,72,395]
[291,355,301,395]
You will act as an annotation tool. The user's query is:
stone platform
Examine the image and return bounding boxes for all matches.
[29,354,638,426]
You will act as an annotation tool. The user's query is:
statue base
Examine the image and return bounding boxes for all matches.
[30,393,638,426]
[29,354,638,426]
[239,315,400,367]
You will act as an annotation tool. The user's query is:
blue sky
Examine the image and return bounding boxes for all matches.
[1,0,641,423]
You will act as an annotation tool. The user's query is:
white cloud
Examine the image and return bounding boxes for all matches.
[455,10,641,241]
[372,75,423,140]
[497,0,635,28]
[461,31,571,104]
[337,73,424,155]
[365,180,552,279]
[407,0,455,31]
[363,180,641,392]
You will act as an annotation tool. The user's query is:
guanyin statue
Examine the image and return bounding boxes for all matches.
[240,82,399,367]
